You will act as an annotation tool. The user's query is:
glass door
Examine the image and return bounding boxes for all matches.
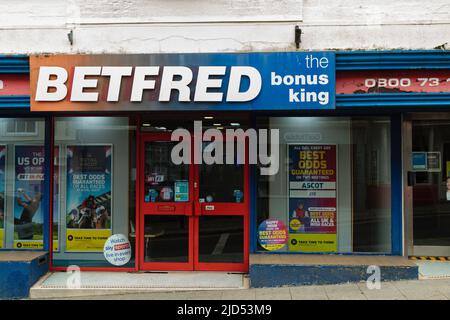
[405,114,450,256]
[139,133,194,270]
[194,139,249,272]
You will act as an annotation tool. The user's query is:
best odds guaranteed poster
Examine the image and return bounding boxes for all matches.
[66,145,112,252]
[0,146,5,249]
[288,144,337,252]
[14,145,45,249]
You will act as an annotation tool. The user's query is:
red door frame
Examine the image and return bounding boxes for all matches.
[137,132,249,272]
[138,132,195,271]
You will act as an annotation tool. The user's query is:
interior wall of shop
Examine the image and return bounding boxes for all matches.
[0,0,448,53]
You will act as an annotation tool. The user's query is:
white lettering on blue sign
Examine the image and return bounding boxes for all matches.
[32,53,335,111]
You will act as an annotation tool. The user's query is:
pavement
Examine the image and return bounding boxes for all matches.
[42,278,450,300]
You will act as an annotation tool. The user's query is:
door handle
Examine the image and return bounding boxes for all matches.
[407,171,416,186]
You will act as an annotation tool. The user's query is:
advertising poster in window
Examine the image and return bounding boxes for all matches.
[0,146,5,249]
[66,145,112,252]
[288,144,337,252]
[13,145,45,250]
[258,219,288,251]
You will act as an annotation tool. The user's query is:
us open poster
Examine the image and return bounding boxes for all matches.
[13,145,45,250]
[65,145,112,252]
[0,146,5,249]
[288,144,337,252]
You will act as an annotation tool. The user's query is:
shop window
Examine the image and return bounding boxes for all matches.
[256,117,392,254]
[0,118,46,250]
[52,117,136,269]
[4,119,38,137]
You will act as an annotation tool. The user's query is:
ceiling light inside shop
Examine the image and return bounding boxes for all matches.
[230,123,240,126]
[204,116,214,119]
[213,123,221,126]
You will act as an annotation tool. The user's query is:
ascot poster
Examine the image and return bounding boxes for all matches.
[14,145,45,250]
[288,144,337,252]
[66,145,112,252]
[0,146,5,249]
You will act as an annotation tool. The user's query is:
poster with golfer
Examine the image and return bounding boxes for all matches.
[0,146,6,249]
[13,145,45,250]
[66,145,112,252]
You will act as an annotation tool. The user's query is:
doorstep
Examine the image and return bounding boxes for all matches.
[249,254,418,288]
[30,271,248,299]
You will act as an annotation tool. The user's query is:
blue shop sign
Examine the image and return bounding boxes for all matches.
[30,52,335,112]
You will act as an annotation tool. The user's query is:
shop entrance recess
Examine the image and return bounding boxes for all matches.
[404,113,450,256]
[138,132,249,272]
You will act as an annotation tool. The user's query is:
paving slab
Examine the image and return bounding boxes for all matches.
[289,285,329,300]
[357,281,406,300]
[425,279,450,298]
[254,287,292,300]
[392,280,448,300]
[323,283,366,300]
[221,289,257,300]
[187,291,224,300]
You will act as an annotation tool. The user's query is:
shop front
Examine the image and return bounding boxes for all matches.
[27,52,336,273]
[44,114,251,272]
[1,51,449,290]
[335,54,450,262]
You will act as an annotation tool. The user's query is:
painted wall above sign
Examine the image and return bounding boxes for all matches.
[29,53,335,111]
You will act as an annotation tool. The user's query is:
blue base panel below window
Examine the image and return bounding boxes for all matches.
[0,253,48,299]
[249,264,418,288]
